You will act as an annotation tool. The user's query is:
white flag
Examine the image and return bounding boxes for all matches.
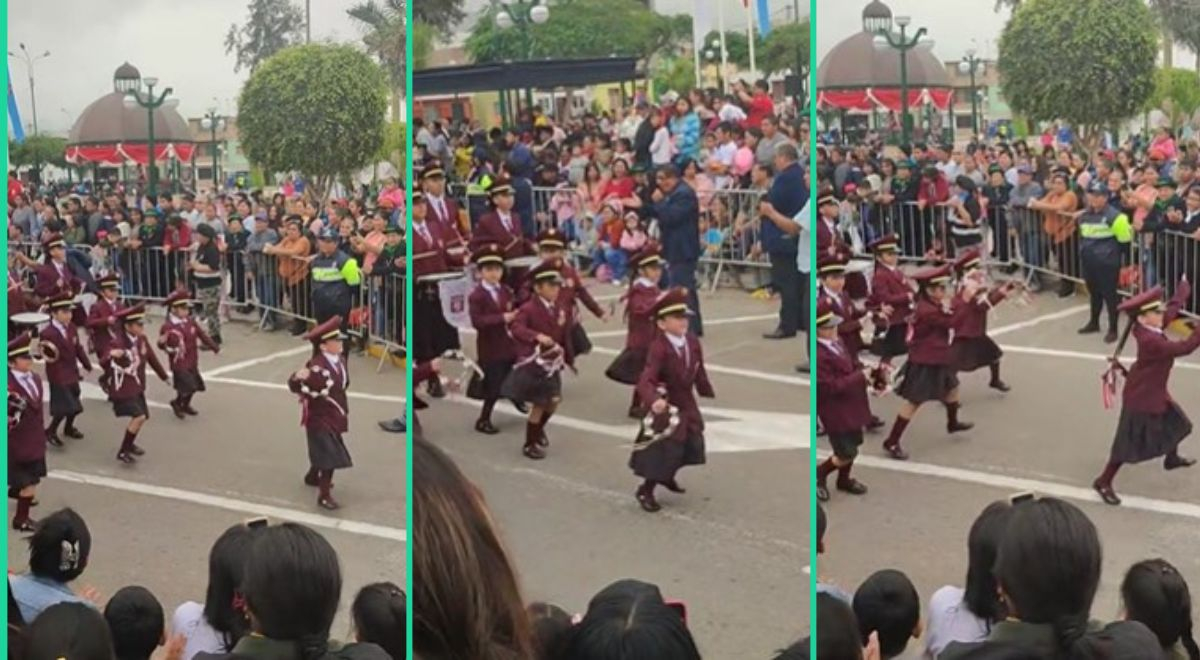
[438,276,473,330]
[693,0,714,56]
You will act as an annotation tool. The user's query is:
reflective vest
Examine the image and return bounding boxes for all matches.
[310,250,361,309]
[1078,205,1132,262]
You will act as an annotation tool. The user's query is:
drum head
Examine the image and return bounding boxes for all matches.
[10,312,50,326]
[505,256,541,268]
[418,271,464,284]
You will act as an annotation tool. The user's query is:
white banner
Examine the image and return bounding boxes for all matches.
[438,276,472,330]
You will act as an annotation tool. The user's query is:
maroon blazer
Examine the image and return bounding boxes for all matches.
[8,269,30,317]
[510,296,573,366]
[819,286,866,358]
[908,297,971,366]
[469,283,516,363]
[39,320,92,385]
[9,370,47,464]
[34,261,82,299]
[868,263,914,324]
[410,221,464,278]
[158,317,219,372]
[815,217,851,261]
[815,338,871,434]
[86,297,123,358]
[470,211,535,259]
[1122,320,1200,415]
[952,287,1007,339]
[519,264,605,323]
[287,353,351,434]
[426,194,466,248]
[103,332,169,400]
[636,334,715,437]
[623,282,660,350]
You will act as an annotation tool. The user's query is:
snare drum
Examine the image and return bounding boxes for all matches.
[10,311,50,327]
[504,256,541,269]
[418,271,465,298]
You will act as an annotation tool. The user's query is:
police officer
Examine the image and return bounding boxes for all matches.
[310,227,362,336]
[1077,180,1134,344]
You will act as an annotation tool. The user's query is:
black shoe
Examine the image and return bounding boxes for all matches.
[522,444,546,460]
[1104,329,1118,344]
[866,416,885,431]
[116,450,136,464]
[636,487,662,512]
[11,518,37,532]
[988,380,1011,392]
[512,400,529,414]
[475,419,499,435]
[378,419,405,433]
[427,379,446,399]
[63,427,84,440]
[662,479,686,494]
[816,482,830,502]
[304,470,320,487]
[46,432,64,448]
[182,405,199,416]
[837,479,869,496]
[1093,479,1121,506]
[883,442,909,461]
[129,444,146,456]
[317,495,340,511]
[1078,323,1101,335]
[795,363,810,373]
[948,421,974,434]
[171,400,186,419]
[763,329,797,340]
[1165,455,1197,471]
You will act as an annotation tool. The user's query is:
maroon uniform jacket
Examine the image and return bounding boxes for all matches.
[33,261,81,299]
[86,297,123,358]
[815,217,851,261]
[425,194,466,248]
[519,264,605,322]
[623,281,660,350]
[102,332,169,400]
[158,316,219,372]
[469,283,516,363]
[1122,296,1200,415]
[907,298,971,366]
[287,352,351,434]
[819,286,867,358]
[510,296,574,367]
[952,287,1007,340]
[8,269,30,317]
[816,338,871,435]
[869,263,914,325]
[411,221,463,279]
[39,320,92,385]
[470,211,535,259]
[636,334,715,438]
[8,370,47,464]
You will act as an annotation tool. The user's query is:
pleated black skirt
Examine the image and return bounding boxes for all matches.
[605,347,648,385]
[500,365,562,408]
[307,428,354,470]
[1109,403,1193,464]
[629,431,706,482]
[466,360,514,401]
[895,362,959,404]
[49,382,84,417]
[953,337,1003,372]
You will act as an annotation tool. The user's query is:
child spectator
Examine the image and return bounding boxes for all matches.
[352,582,405,660]
[25,602,115,660]
[528,601,572,660]
[1120,559,1199,660]
[562,579,700,660]
[104,586,165,660]
[852,569,922,659]
[615,211,649,280]
[10,507,94,623]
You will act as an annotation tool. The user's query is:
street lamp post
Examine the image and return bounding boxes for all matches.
[123,77,177,199]
[872,16,933,147]
[8,43,50,136]
[959,48,985,137]
[201,109,227,191]
[495,0,550,113]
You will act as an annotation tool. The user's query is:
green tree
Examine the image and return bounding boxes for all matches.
[1147,67,1200,130]
[761,21,809,77]
[466,0,677,65]
[652,56,696,96]
[1151,0,1200,70]
[701,31,766,72]
[225,0,306,73]
[237,44,388,201]
[378,121,407,173]
[9,135,68,169]
[413,21,435,70]
[415,0,465,39]
[998,0,1157,147]
[348,0,405,122]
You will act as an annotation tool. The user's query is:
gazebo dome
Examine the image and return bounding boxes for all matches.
[113,62,141,93]
[862,0,892,34]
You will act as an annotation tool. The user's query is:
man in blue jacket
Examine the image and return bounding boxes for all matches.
[652,164,703,336]
[759,143,806,339]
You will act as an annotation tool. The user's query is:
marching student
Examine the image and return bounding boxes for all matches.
[532,226,608,355]
[158,289,221,419]
[8,333,48,531]
[631,287,715,512]
[866,234,913,365]
[39,293,93,448]
[33,232,82,302]
[817,254,883,430]
[103,305,171,464]
[1093,283,1200,506]
[881,264,979,461]
[950,249,1017,392]
[502,259,573,460]
[86,273,123,359]
[605,246,665,418]
[470,179,536,260]
[411,190,465,399]
[814,298,870,502]
[466,244,518,435]
[287,316,354,511]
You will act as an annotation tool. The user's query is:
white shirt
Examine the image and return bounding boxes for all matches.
[718,103,747,124]
[650,127,673,166]
[322,351,345,386]
[428,194,449,223]
[712,141,738,189]
[923,586,991,657]
[794,200,810,273]
[665,331,689,366]
[171,601,231,659]
[817,336,841,354]
[482,280,502,303]
[11,369,38,399]
[499,212,515,234]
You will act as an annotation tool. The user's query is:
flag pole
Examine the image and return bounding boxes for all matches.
[692,0,703,89]
[717,0,729,93]
[747,0,758,80]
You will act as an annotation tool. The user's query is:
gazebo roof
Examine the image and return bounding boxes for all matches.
[816,2,951,90]
[66,91,193,146]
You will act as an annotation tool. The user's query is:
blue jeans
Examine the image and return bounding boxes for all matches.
[605,247,629,280]
[256,273,279,322]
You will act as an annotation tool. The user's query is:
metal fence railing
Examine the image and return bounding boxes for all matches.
[838,202,1200,318]
[11,242,406,369]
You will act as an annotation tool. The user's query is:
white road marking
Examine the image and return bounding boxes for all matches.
[587,346,810,387]
[202,345,313,377]
[586,314,780,339]
[67,382,171,410]
[48,469,406,542]
[1000,344,1200,371]
[989,304,1089,337]
[206,376,407,403]
[816,449,1200,521]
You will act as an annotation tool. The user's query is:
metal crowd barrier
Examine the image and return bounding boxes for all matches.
[843,202,1200,318]
[12,241,407,364]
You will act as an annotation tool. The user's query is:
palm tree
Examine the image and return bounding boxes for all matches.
[348,0,405,122]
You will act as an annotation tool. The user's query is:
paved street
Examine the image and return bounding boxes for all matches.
[417,284,809,658]
[6,321,406,633]
[817,287,1200,634]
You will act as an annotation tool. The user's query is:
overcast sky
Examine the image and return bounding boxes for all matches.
[8,0,367,136]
